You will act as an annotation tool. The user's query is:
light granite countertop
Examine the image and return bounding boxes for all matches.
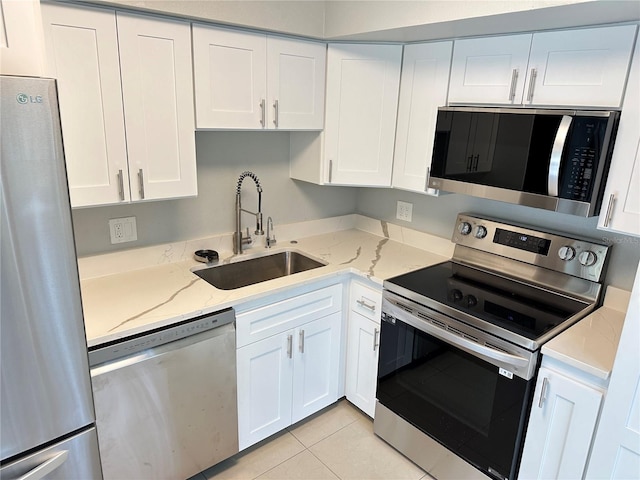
[80,216,453,347]
[541,286,631,380]
[79,213,632,381]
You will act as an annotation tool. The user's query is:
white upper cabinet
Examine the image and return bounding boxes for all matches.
[598,33,640,237]
[392,41,452,194]
[524,25,637,107]
[0,0,45,76]
[41,3,197,207]
[449,25,637,108]
[41,2,129,207]
[193,25,325,130]
[116,13,197,202]
[449,34,531,106]
[324,44,402,186]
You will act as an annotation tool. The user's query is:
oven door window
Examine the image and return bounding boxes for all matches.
[377,318,532,480]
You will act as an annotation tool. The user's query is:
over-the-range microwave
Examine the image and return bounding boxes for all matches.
[428,106,620,217]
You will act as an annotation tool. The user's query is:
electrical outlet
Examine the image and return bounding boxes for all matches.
[109,217,138,244]
[396,201,413,222]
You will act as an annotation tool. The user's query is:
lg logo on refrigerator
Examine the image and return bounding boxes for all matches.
[16,93,43,104]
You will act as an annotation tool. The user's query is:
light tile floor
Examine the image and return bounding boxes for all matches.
[190,400,431,480]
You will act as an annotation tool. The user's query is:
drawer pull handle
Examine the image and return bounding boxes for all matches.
[538,377,549,408]
[287,334,293,359]
[299,329,305,354]
[604,194,615,227]
[273,99,279,128]
[508,68,518,101]
[260,99,266,127]
[357,299,376,312]
[373,327,380,351]
[117,169,125,201]
[527,68,537,103]
[138,169,145,199]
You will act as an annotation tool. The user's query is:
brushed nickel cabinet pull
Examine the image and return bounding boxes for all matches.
[508,69,518,101]
[138,169,145,199]
[538,377,549,408]
[299,329,305,354]
[373,328,380,351]
[357,298,376,312]
[117,169,124,201]
[604,194,616,227]
[273,99,279,128]
[328,160,333,183]
[527,68,537,103]
[287,334,293,359]
[260,99,266,127]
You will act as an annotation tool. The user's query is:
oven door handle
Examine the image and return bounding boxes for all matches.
[383,302,530,370]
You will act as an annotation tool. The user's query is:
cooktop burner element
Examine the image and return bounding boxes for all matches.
[384,213,610,351]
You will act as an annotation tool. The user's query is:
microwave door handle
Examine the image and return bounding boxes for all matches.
[548,115,573,197]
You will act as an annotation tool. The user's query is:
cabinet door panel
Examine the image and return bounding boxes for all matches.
[520,366,603,479]
[193,25,266,129]
[449,34,531,105]
[393,41,452,193]
[0,0,44,76]
[325,44,401,186]
[237,333,293,450]
[526,25,637,107]
[291,313,341,423]
[41,3,129,207]
[345,313,379,418]
[117,13,197,201]
[267,37,325,130]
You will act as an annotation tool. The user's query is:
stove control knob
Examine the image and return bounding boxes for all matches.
[450,289,463,302]
[558,246,576,261]
[458,222,472,235]
[465,295,478,307]
[474,226,488,239]
[578,250,598,267]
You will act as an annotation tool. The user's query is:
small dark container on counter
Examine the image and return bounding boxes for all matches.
[194,250,219,264]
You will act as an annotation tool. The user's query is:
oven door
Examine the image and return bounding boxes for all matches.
[376,296,536,480]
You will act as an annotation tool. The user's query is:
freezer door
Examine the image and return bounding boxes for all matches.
[0,427,101,480]
[0,76,95,461]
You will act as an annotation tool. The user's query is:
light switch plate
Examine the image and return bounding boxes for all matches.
[109,217,137,244]
[396,201,413,222]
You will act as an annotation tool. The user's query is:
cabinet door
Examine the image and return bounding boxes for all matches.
[193,25,266,129]
[519,366,603,479]
[0,0,44,76]
[345,313,380,418]
[392,42,452,194]
[41,2,129,207]
[449,34,531,105]
[117,13,197,202]
[324,44,402,186]
[598,34,640,237]
[237,332,294,451]
[267,37,326,130]
[525,25,637,108]
[291,313,341,423]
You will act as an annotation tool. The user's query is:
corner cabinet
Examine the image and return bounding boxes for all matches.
[290,44,402,186]
[449,25,637,108]
[192,24,326,130]
[392,41,452,194]
[519,360,605,479]
[0,0,45,76]
[236,283,343,450]
[41,3,197,208]
[345,281,382,418]
[598,33,640,237]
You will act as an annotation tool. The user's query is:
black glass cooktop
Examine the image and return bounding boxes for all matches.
[385,261,590,341]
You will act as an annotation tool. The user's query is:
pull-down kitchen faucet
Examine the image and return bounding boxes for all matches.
[234,171,264,254]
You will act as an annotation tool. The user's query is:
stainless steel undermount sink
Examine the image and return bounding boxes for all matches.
[193,250,326,290]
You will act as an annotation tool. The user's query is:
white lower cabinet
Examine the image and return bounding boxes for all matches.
[519,363,604,479]
[345,281,382,418]
[236,283,343,450]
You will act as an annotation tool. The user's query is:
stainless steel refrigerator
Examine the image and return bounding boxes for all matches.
[0,76,102,479]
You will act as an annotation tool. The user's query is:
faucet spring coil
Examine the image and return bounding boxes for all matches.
[236,171,263,194]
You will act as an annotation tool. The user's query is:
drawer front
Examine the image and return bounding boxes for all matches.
[237,284,342,347]
[350,281,382,323]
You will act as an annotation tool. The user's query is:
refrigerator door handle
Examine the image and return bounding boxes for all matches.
[17,451,68,480]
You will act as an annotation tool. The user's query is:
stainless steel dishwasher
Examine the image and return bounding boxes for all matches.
[89,308,238,480]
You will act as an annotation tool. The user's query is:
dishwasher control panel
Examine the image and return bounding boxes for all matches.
[89,307,235,367]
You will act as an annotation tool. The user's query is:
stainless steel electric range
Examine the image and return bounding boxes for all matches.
[374,213,609,480]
